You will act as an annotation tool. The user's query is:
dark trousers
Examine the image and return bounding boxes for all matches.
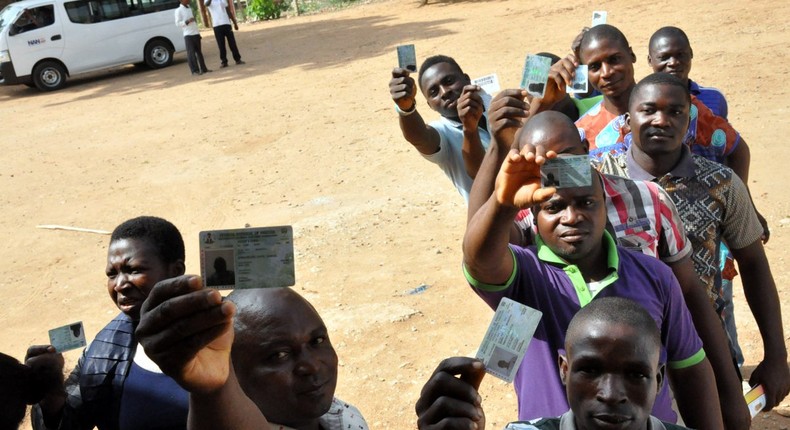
[213,24,241,65]
[185,34,209,73]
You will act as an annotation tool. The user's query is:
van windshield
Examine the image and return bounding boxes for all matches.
[0,5,22,32]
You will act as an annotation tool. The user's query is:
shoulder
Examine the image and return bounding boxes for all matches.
[690,154,734,181]
[505,417,560,429]
[322,398,369,430]
[617,246,675,278]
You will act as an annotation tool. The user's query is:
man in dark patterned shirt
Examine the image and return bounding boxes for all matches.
[596,72,790,411]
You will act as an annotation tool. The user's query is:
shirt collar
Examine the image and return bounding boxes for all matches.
[625,143,695,181]
[688,79,701,95]
[535,230,619,273]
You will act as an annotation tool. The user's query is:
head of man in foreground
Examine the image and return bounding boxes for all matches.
[416,297,673,430]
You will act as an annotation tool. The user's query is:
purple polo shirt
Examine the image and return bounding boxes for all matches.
[465,233,704,423]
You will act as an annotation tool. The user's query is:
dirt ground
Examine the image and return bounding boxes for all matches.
[2,0,789,428]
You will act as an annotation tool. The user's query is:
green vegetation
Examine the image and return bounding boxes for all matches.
[244,0,361,21]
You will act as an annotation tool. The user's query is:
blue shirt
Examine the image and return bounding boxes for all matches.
[689,79,729,120]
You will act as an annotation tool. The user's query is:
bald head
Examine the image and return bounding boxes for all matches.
[566,297,660,353]
[516,111,588,155]
[229,287,319,335]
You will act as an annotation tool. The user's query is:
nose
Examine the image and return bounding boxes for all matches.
[666,56,679,67]
[112,272,130,292]
[600,62,614,78]
[294,349,320,376]
[560,205,582,225]
[652,110,669,127]
[439,85,451,99]
[596,374,626,404]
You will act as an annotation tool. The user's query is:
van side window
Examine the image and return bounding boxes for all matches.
[12,5,55,33]
[65,0,175,23]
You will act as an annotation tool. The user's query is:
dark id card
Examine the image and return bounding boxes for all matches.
[48,321,87,353]
[200,226,295,289]
[541,155,592,189]
[397,44,417,72]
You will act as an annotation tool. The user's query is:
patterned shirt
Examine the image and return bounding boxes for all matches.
[596,145,763,312]
[689,79,728,120]
[269,398,368,430]
[515,172,691,263]
[574,99,618,150]
[585,96,740,165]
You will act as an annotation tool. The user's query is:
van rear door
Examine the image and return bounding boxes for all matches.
[6,3,64,77]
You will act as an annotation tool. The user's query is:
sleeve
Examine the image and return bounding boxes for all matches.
[660,270,706,369]
[32,349,93,430]
[463,247,518,292]
[721,172,763,250]
[653,183,692,264]
[419,123,451,164]
[691,99,740,158]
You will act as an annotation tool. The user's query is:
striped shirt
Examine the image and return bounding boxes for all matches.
[515,171,691,263]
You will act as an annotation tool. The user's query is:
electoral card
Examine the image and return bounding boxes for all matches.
[475,298,542,383]
[200,226,295,290]
[591,11,607,27]
[541,154,592,189]
[565,65,588,94]
[48,322,87,353]
[520,54,552,99]
[745,384,766,418]
[397,44,417,72]
[472,73,501,95]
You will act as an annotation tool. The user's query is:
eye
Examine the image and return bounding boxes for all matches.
[608,55,620,65]
[588,63,600,72]
[269,350,290,361]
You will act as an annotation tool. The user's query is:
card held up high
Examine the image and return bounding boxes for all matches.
[475,298,542,383]
[200,226,295,290]
[49,321,87,353]
[565,65,588,94]
[397,44,417,72]
[472,73,501,95]
[520,54,552,99]
[591,11,607,27]
[541,154,592,189]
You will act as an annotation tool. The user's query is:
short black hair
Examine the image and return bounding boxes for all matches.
[110,216,185,264]
[630,72,691,109]
[649,26,691,51]
[418,54,463,90]
[579,24,631,62]
[567,297,660,351]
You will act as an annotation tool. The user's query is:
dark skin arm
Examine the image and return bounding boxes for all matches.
[25,345,65,429]
[464,145,556,284]
[731,240,790,410]
[390,67,441,155]
[457,84,487,179]
[669,257,751,429]
[415,357,486,430]
[225,5,238,30]
[136,275,268,430]
[668,358,724,430]
[725,138,770,242]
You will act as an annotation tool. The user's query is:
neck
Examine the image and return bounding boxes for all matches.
[570,244,608,282]
[602,83,634,115]
[631,145,683,178]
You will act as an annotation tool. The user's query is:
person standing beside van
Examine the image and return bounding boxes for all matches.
[175,0,211,75]
[203,0,244,68]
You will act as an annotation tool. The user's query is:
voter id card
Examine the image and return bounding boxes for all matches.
[200,226,295,289]
[591,11,607,27]
[565,65,588,94]
[397,44,417,72]
[472,73,501,95]
[745,384,766,418]
[475,298,542,383]
[541,155,592,189]
[48,321,87,353]
[520,54,552,99]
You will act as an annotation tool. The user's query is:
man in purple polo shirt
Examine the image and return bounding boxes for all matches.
[463,112,722,429]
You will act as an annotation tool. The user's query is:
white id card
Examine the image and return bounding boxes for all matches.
[472,73,501,95]
[200,226,295,289]
[521,54,552,99]
[565,65,588,94]
[475,298,542,383]
[541,154,592,189]
[48,321,87,353]
[591,11,607,27]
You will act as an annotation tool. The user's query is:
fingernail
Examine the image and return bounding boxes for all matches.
[475,394,482,406]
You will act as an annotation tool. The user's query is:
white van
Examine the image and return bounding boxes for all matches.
[0,0,186,91]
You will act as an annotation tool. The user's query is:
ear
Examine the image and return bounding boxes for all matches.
[629,47,637,63]
[581,138,590,154]
[655,363,665,394]
[689,47,694,59]
[463,73,471,84]
[646,53,652,64]
[624,112,631,128]
[170,259,186,277]
[558,355,570,386]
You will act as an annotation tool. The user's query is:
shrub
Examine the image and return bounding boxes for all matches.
[246,0,289,20]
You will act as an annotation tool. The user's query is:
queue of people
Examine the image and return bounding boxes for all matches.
[1,19,787,430]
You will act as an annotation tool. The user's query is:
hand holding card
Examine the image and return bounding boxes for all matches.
[540,154,592,189]
[48,321,87,353]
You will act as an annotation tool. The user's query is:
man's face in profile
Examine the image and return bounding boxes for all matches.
[232,294,339,428]
[419,62,470,119]
[561,320,662,430]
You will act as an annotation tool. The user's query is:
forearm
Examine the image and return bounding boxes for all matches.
[461,129,485,179]
[467,141,507,223]
[399,111,440,155]
[669,359,724,430]
[463,194,518,284]
[188,369,267,430]
[726,137,750,184]
[737,251,787,360]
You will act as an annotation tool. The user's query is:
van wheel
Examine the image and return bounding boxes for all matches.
[144,40,173,69]
[32,61,67,91]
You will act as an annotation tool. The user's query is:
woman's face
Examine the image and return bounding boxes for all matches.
[105,238,178,321]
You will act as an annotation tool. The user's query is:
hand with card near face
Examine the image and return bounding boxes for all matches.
[389,68,418,112]
[24,345,66,414]
[488,89,530,150]
[457,85,484,131]
[136,275,236,394]
[495,145,557,210]
[415,357,486,430]
[535,54,581,111]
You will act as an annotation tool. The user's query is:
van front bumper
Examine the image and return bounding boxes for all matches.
[0,61,30,85]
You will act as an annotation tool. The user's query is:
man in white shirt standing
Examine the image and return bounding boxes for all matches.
[204,0,244,68]
[174,0,211,75]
